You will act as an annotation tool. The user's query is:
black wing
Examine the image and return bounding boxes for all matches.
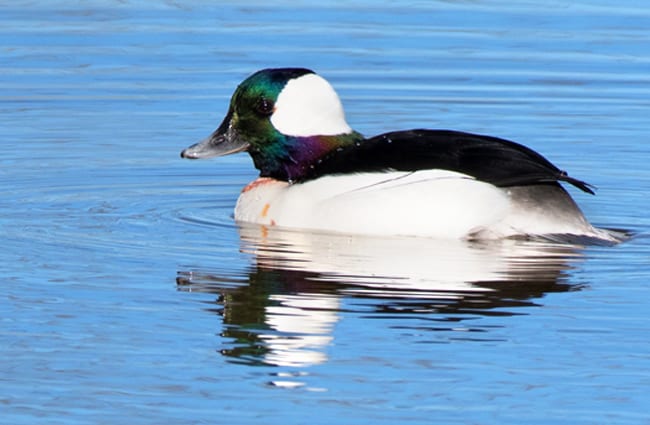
[299,129,594,194]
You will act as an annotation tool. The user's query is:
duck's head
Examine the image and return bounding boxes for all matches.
[181,68,362,182]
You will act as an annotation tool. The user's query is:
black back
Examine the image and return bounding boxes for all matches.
[299,129,594,194]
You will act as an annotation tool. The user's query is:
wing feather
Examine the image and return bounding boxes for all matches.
[299,130,595,194]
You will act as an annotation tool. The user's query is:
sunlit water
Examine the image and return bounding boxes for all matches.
[2,2,650,424]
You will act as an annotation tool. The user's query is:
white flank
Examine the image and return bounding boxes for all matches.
[270,73,353,137]
[234,170,621,241]
[235,170,511,239]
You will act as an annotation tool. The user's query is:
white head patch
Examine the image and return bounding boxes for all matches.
[270,73,353,137]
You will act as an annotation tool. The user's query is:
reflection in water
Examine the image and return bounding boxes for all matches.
[177,224,588,370]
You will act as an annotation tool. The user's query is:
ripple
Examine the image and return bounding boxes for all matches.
[2,162,245,280]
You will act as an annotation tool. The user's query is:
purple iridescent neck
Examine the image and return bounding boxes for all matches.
[249,132,364,183]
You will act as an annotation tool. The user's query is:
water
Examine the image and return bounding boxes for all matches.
[2,1,650,424]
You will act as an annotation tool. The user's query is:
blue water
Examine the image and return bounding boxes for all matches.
[2,1,650,424]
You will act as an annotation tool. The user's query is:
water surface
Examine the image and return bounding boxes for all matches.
[2,1,650,424]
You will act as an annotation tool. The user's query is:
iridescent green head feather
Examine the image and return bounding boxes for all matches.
[181,68,363,182]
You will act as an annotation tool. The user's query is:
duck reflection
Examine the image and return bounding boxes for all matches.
[177,224,589,368]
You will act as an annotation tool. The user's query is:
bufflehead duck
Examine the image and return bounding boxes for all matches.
[181,68,620,242]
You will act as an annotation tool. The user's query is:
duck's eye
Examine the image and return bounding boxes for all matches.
[255,98,275,116]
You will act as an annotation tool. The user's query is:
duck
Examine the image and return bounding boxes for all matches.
[181,67,621,242]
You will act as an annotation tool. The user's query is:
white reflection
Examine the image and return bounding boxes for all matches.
[261,292,339,367]
[227,223,586,368]
[238,223,583,294]
[178,224,591,369]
